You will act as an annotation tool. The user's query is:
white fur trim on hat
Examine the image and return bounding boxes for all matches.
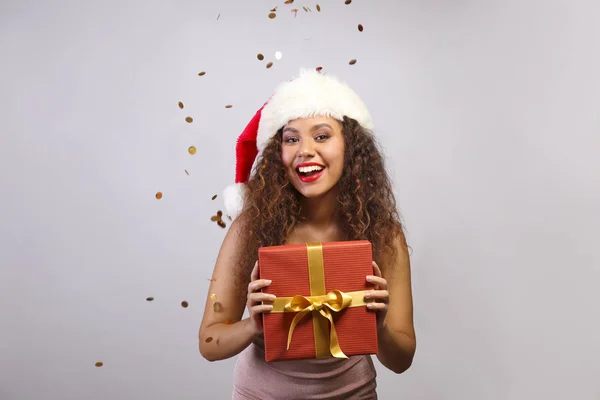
[223,182,245,220]
[256,69,373,153]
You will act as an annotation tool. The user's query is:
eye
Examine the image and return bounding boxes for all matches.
[315,134,330,141]
[283,137,299,143]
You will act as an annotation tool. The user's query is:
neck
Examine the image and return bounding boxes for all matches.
[299,187,340,227]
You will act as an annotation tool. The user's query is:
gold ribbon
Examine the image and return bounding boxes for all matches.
[269,243,369,359]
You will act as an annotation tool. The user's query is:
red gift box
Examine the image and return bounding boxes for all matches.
[258,240,379,362]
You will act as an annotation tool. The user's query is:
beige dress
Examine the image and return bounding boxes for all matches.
[232,341,378,400]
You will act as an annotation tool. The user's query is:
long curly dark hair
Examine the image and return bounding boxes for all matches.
[234,116,406,296]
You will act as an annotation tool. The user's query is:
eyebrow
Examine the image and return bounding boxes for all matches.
[282,123,334,134]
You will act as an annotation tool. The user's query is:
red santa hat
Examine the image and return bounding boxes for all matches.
[223,68,373,219]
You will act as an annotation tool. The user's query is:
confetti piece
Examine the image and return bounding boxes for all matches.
[217,13,220,20]
[210,293,217,301]
[345,0,351,4]
[285,0,294,3]
[358,24,364,32]
[155,192,162,200]
[275,51,282,60]
[268,12,276,19]
[266,62,273,68]
[303,6,308,12]
[316,4,321,11]
[316,66,323,72]
[217,220,226,229]
[146,297,154,301]
[185,116,193,123]
[178,101,184,109]
[225,320,232,324]
[181,301,189,308]
[349,59,357,65]
[291,8,299,17]
[227,215,232,221]
[217,211,223,217]
[95,362,103,367]
[225,105,233,108]
[213,301,222,312]
[257,53,264,60]
[212,194,217,200]
[185,169,189,175]
[205,337,213,343]
[198,71,206,76]
[188,146,197,155]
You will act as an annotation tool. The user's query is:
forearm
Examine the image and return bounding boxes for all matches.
[199,318,257,362]
[376,322,416,374]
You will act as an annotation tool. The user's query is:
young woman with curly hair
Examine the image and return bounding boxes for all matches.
[198,69,416,399]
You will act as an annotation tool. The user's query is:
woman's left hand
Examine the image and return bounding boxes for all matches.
[365,261,389,328]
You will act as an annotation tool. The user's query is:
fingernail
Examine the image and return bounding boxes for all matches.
[366,275,374,281]
[268,294,276,300]
[364,292,371,298]
[265,279,272,284]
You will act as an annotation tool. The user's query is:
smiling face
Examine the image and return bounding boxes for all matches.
[280,116,345,199]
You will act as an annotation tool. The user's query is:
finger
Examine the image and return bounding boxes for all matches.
[366,275,387,289]
[250,261,259,281]
[248,292,276,304]
[250,304,274,314]
[248,278,272,293]
[372,261,383,277]
[366,302,387,311]
[364,290,389,302]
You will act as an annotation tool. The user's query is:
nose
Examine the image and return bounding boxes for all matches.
[298,144,315,158]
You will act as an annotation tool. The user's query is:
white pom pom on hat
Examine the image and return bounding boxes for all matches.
[223,68,373,220]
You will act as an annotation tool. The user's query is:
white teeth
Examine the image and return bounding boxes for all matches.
[298,165,323,173]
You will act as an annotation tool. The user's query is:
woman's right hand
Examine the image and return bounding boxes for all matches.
[246,261,276,336]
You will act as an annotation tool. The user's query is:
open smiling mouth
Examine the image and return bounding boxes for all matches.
[296,164,325,183]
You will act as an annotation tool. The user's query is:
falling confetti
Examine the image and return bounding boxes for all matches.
[217,220,226,228]
[188,146,197,155]
[146,297,154,301]
[268,12,276,19]
[216,13,220,20]
[358,24,364,32]
[155,192,162,200]
[284,0,294,3]
[181,301,189,308]
[227,215,232,221]
[205,337,213,343]
[316,4,321,11]
[185,169,189,175]
[212,194,217,200]
[210,293,217,301]
[257,53,264,60]
[211,210,227,228]
[303,6,309,12]
[291,8,299,17]
[178,101,184,109]
[198,71,206,76]
[349,59,357,65]
[185,116,193,123]
[345,0,351,4]
[316,66,323,72]
[266,62,273,68]
[275,51,282,60]
[95,362,103,367]
[225,105,233,108]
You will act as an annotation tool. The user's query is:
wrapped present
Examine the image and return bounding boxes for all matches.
[258,240,379,362]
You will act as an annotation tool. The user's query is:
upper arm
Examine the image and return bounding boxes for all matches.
[382,236,416,339]
[199,217,249,333]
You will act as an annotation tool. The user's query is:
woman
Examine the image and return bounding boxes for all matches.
[198,69,416,399]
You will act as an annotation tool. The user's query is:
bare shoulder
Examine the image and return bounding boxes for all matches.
[199,215,250,331]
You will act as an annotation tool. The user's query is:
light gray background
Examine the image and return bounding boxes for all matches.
[1,1,599,399]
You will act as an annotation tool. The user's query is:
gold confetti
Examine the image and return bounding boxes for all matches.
[225,105,233,108]
[95,362,103,367]
[155,192,162,200]
[210,293,217,301]
[181,301,189,308]
[178,101,184,109]
[185,116,193,123]
[349,59,357,65]
[266,61,273,68]
[205,337,213,343]
[284,0,294,3]
[213,301,222,312]
[345,0,351,4]
[268,12,276,19]
[257,53,264,60]
[211,210,226,228]
[185,169,189,175]
[188,146,197,155]
[212,194,217,200]
[217,220,226,229]
[146,297,154,301]
[316,4,321,11]
[198,71,206,76]
[291,8,298,17]
[358,24,364,32]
